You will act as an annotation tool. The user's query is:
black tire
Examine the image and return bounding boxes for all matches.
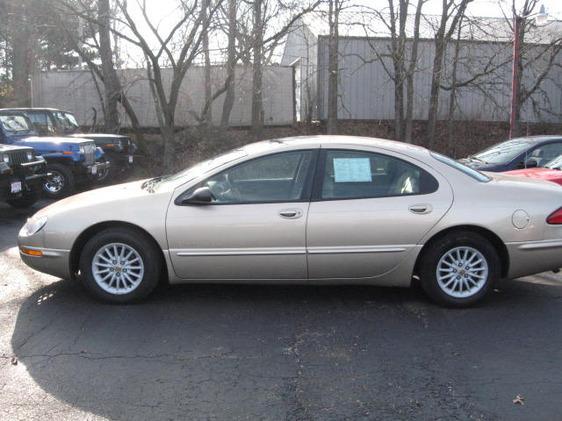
[95,156,112,184]
[418,231,501,308]
[43,163,75,199]
[79,227,162,303]
[7,190,39,209]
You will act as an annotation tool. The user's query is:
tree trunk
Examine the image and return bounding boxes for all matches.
[220,0,237,128]
[426,40,445,148]
[404,0,425,143]
[251,0,264,137]
[10,1,32,106]
[202,0,212,126]
[98,0,120,133]
[326,0,339,135]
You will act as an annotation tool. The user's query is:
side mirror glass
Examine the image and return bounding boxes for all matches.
[179,186,215,205]
[525,158,539,168]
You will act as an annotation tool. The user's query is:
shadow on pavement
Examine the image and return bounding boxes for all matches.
[10,276,562,420]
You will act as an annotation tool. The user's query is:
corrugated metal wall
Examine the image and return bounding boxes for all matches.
[317,36,562,123]
[32,65,295,128]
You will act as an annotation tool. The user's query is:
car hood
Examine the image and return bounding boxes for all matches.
[15,136,94,146]
[36,179,175,219]
[70,133,129,140]
[503,168,562,185]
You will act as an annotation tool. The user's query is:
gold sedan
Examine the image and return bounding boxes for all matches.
[18,136,562,306]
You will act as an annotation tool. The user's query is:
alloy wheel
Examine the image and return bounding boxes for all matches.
[92,242,145,295]
[436,246,489,298]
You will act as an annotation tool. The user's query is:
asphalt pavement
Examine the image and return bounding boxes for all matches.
[1,201,561,420]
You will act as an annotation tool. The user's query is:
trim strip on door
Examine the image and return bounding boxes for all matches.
[176,247,306,256]
[307,245,411,254]
[175,245,412,257]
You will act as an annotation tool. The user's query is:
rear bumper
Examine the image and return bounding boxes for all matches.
[506,240,562,279]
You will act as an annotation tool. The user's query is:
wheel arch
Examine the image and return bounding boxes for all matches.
[414,225,510,279]
[69,221,168,283]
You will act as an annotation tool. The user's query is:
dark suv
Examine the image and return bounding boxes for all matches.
[0,144,48,208]
[3,108,137,181]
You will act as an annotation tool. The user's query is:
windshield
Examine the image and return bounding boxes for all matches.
[53,111,80,133]
[141,148,248,190]
[432,152,490,182]
[0,114,34,134]
[472,138,531,164]
[545,155,562,169]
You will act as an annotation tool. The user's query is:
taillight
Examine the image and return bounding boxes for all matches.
[547,208,562,224]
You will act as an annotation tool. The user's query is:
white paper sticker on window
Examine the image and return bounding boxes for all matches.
[333,158,372,182]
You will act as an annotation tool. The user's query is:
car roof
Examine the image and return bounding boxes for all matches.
[508,135,562,143]
[0,107,67,112]
[243,135,431,159]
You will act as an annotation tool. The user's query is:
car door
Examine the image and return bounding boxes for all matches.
[306,148,453,280]
[166,149,317,280]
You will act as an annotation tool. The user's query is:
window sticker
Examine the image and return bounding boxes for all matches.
[333,158,372,182]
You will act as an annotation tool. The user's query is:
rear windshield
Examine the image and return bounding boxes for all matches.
[431,152,491,182]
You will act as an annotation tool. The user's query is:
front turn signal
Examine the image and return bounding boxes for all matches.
[20,247,43,257]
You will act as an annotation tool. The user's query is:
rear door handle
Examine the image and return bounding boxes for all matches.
[279,209,303,219]
[408,204,433,214]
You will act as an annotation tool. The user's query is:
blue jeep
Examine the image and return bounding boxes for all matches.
[3,108,137,182]
[0,112,109,199]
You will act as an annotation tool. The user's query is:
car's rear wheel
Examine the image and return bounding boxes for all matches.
[43,163,74,199]
[79,228,162,303]
[419,231,500,307]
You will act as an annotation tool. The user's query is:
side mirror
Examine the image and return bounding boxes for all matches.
[525,158,539,168]
[179,186,215,205]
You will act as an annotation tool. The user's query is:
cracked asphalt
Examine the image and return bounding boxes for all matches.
[1,201,562,420]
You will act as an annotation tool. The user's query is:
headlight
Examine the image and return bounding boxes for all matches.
[79,145,86,155]
[1,153,9,164]
[19,215,48,237]
[26,150,34,161]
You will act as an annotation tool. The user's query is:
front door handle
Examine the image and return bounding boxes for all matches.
[408,204,433,215]
[279,209,303,219]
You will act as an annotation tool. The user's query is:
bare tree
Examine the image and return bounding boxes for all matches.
[220,0,237,128]
[99,0,222,169]
[426,0,472,148]
[505,0,562,137]
[363,1,427,142]
[98,0,120,132]
[327,0,343,134]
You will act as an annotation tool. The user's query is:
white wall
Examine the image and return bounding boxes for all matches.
[32,65,295,128]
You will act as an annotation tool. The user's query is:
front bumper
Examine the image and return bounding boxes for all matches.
[506,239,562,279]
[77,161,111,179]
[1,159,48,200]
[19,245,72,280]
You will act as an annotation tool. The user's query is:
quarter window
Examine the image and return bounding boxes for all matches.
[320,150,438,200]
[195,150,315,204]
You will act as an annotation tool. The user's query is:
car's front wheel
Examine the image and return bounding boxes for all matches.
[43,163,75,199]
[79,228,162,303]
[419,231,501,307]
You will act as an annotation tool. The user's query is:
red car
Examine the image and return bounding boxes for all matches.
[504,155,562,185]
